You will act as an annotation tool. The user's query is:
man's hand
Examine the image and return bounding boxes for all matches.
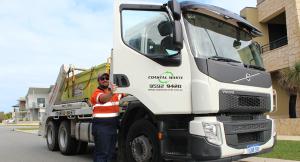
[109,82,118,94]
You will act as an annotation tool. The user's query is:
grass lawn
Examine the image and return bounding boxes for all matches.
[258,140,300,161]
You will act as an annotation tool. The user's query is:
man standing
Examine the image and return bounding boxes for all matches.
[90,73,121,162]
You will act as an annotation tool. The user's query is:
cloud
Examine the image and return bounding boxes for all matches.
[0,0,113,112]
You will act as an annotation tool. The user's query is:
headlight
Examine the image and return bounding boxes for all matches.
[202,123,222,145]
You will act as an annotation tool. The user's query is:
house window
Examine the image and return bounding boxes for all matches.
[37,98,45,107]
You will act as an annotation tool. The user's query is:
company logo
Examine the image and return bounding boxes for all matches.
[233,73,260,83]
[158,71,174,84]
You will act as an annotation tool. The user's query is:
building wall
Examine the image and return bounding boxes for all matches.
[26,93,49,109]
[269,75,289,118]
[262,45,289,72]
[240,7,290,72]
[258,0,300,70]
[257,0,285,23]
[19,101,26,111]
[26,90,50,121]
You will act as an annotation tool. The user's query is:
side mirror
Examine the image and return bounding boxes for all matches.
[253,41,262,54]
[168,0,181,20]
[158,20,182,54]
[173,21,183,50]
[167,1,183,50]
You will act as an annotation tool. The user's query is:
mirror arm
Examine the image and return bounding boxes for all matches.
[164,5,175,22]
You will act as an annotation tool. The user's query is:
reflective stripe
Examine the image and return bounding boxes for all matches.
[92,102,119,109]
[96,93,104,103]
[93,113,119,118]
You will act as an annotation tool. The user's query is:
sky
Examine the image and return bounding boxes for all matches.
[0,0,256,113]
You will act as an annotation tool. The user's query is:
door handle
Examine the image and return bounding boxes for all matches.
[113,74,130,87]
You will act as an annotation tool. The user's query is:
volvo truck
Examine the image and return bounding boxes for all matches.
[41,1,276,161]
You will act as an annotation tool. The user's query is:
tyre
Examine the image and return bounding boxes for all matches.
[125,119,162,162]
[76,141,88,154]
[46,121,59,151]
[58,121,78,155]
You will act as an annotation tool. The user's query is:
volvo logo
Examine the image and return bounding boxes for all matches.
[233,73,260,83]
[245,73,252,81]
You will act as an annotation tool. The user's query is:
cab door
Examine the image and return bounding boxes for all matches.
[112,0,191,114]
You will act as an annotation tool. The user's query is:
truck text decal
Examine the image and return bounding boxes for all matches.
[148,71,183,91]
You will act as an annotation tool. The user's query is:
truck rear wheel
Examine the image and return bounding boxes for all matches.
[125,119,161,162]
[46,121,59,151]
[58,121,78,155]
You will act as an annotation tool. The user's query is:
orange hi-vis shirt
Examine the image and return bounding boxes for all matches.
[90,88,122,118]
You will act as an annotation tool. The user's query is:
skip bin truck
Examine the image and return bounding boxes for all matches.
[41,0,277,161]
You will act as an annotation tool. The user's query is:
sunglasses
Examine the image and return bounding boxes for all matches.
[100,76,109,81]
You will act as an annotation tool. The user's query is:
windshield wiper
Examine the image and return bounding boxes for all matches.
[208,56,242,63]
[244,64,265,71]
[208,56,265,71]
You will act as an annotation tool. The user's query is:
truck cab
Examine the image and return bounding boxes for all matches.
[112,0,276,161]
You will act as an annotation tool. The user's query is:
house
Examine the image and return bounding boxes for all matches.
[12,104,19,123]
[241,0,300,135]
[17,97,27,121]
[11,97,28,122]
[25,87,51,121]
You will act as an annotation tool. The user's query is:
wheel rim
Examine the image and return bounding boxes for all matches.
[59,128,67,149]
[47,127,53,145]
[130,135,153,162]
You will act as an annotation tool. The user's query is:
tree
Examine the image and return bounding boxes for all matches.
[4,112,12,120]
[278,62,300,118]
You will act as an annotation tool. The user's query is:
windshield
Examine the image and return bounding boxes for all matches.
[184,12,264,68]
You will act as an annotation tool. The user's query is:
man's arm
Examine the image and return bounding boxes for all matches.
[98,92,113,103]
[98,82,117,103]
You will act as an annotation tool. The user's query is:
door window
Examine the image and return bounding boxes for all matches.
[122,10,175,56]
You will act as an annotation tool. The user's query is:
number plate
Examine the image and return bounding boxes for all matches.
[246,144,260,154]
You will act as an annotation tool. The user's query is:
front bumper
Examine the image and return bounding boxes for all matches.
[189,116,276,161]
[189,134,275,161]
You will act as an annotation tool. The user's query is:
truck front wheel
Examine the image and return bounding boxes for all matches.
[58,121,78,155]
[125,119,161,162]
[46,121,59,151]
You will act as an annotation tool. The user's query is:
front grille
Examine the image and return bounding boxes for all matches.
[231,115,253,121]
[218,115,272,149]
[238,95,260,107]
[238,132,260,144]
[219,90,271,113]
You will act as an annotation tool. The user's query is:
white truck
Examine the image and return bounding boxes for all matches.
[41,0,276,161]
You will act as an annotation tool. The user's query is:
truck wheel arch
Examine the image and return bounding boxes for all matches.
[121,101,156,133]
[118,101,157,159]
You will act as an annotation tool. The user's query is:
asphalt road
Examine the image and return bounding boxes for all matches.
[0,125,93,162]
[0,125,262,162]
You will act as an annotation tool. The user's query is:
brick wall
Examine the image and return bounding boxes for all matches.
[275,118,300,135]
[257,0,285,22]
[262,45,289,72]
[258,0,300,71]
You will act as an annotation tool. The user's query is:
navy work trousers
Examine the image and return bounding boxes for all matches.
[92,117,118,162]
